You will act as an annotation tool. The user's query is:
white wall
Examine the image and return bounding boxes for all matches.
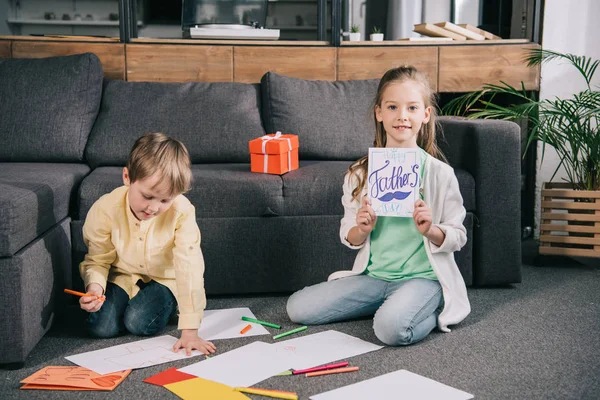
[534,0,600,237]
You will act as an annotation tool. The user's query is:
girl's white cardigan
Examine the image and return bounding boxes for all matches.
[330,154,471,332]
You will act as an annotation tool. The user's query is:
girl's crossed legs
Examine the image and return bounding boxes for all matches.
[286,274,443,346]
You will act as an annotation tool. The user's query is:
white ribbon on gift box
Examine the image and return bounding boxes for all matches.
[260,131,292,173]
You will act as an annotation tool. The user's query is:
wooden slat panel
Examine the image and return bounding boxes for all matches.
[541,189,600,199]
[132,38,329,46]
[11,41,125,80]
[234,47,336,83]
[539,246,600,258]
[541,212,600,222]
[541,201,600,211]
[126,44,233,82]
[337,47,438,89]
[0,40,10,58]
[539,235,600,245]
[0,35,119,42]
[540,224,600,234]
[595,199,600,252]
[438,44,540,92]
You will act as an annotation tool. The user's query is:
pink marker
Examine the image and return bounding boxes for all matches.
[292,361,349,375]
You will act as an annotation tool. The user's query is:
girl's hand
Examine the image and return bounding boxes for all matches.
[356,196,377,233]
[79,283,105,313]
[173,330,216,356]
[413,199,433,236]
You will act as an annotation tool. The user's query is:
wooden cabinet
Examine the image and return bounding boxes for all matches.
[0,36,541,92]
[439,43,540,92]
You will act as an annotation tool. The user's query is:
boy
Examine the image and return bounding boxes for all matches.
[79,132,216,356]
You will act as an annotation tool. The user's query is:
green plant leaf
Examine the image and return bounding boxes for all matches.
[441,47,600,190]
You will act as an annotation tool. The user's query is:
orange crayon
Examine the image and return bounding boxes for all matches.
[64,288,105,301]
[305,366,359,377]
[240,324,252,334]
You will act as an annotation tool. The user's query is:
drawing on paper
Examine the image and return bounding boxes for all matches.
[367,147,421,217]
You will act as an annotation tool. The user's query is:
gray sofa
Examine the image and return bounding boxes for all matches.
[0,53,522,366]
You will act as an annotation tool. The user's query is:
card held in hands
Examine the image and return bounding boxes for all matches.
[367,148,421,217]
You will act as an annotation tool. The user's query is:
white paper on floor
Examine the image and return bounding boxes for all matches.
[310,369,474,400]
[272,330,383,370]
[177,330,383,388]
[178,341,294,388]
[65,335,203,375]
[198,307,270,340]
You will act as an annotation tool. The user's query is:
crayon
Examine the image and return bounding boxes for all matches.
[292,361,349,375]
[234,387,298,400]
[240,324,252,334]
[306,366,359,377]
[64,288,105,301]
[241,316,281,329]
[276,370,293,376]
[273,326,307,340]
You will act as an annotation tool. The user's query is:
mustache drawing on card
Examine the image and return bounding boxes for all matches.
[367,148,421,217]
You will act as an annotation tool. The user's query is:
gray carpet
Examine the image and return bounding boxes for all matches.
[1,247,599,399]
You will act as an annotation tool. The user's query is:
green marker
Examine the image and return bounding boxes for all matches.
[241,316,281,329]
[273,326,308,340]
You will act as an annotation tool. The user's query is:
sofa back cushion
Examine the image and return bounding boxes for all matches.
[0,53,103,162]
[261,72,378,160]
[85,79,266,168]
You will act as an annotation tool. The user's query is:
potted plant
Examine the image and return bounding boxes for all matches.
[370,26,384,41]
[443,48,600,257]
[349,25,361,41]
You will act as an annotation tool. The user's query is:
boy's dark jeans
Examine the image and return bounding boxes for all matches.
[86,280,177,338]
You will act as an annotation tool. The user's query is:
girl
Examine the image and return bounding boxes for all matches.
[286,66,470,346]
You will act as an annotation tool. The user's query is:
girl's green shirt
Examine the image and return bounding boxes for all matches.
[365,149,437,282]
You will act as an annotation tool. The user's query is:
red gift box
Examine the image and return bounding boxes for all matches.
[249,131,299,175]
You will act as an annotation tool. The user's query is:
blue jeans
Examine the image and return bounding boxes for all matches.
[286,275,443,346]
[87,281,177,338]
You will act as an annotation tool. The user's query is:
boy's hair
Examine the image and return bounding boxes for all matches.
[126,132,192,197]
[347,65,446,201]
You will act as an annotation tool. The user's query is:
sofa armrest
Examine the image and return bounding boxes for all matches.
[438,117,522,285]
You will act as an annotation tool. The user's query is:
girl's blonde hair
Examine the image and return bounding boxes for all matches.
[348,65,446,201]
[126,132,192,197]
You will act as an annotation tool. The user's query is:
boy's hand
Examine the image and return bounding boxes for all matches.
[173,329,216,356]
[357,196,377,233]
[79,283,105,313]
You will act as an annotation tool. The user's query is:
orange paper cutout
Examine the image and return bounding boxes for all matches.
[20,366,131,391]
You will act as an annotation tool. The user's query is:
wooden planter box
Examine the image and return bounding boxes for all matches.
[540,182,600,258]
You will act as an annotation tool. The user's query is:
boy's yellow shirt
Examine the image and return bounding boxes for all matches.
[79,185,206,330]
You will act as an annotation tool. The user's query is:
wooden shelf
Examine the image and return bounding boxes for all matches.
[272,25,318,31]
[7,19,142,27]
[340,38,532,46]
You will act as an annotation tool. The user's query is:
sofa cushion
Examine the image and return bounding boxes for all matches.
[78,166,284,220]
[261,72,377,161]
[281,161,348,216]
[0,53,103,162]
[85,80,266,168]
[0,163,90,257]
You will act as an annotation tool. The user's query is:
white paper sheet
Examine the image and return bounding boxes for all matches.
[310,369,474,400]
[273,330,383,370]
[198,307,270,340]
[178,341,294,387]
[65,335,202,375]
